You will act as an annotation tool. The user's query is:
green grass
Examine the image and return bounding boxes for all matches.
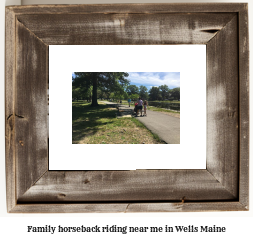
[152,133,162,141]
[148,106,180,114]
[103,99,130,106]
[132,118,146,128]
[72,101,165,144]
[102,99,180,107]
[149,100,180,103]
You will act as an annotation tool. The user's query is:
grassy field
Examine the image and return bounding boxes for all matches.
[102,100,130,106]
[149,100,180,103]
[102,99,180,106]
[100,100,180,117]
[72,101,165,144]
[147,106,180,118]
[104,99,180,103]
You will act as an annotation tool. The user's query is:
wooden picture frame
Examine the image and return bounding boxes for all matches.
[5,3,249,213]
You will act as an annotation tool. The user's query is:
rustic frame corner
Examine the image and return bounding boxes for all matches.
[5,3,249,213]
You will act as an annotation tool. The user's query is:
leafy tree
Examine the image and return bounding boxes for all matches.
[126,85,139,97]
[73,72,129,106]
[149,87,162,101]
[139,85,148,100]
[72,86,82,101]
[159,84,170,100]
[122,91,129,100]
[109,92,115,100]
[171,87,180,100]
[72,85,92,102]
[114,91,124,100]
[97,89,108,100]
[131,93,139,101]
[72,75,91,101]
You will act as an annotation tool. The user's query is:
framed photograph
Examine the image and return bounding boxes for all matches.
[5,3,249,213]
[49,45,206,170]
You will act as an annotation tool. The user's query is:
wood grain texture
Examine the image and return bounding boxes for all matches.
[206,16,239,198]
[18,170,236,203]
[238,4,249,209]
[16,13,235,45]
[5,7,16,212]
[125,202,248,213]
[5,3,249,213]
[7,3,246,15]
[15,20,48,200]
[10,202,247,213]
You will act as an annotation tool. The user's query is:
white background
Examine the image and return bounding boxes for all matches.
[1,0,252,237]
[49,45,206,170]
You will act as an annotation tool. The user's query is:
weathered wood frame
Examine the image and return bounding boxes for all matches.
[5,4,249,213]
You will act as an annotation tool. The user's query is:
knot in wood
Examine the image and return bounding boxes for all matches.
[84,179,90,184]
[57,193,66,199]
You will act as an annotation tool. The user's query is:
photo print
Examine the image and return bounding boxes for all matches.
[49,45,205,170]
[72,72,180,145]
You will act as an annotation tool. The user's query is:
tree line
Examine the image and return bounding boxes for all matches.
[72,72,180,106]
[125,84,180,101]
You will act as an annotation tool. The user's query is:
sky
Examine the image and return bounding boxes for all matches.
[127,72,180,89]
[72,72,180,89]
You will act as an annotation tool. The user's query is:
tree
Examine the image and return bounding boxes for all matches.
[72,75,91,101]
[72,85,92,102]
[131,93,139,101]
[114,91,124,100]
[149,87,162,101]
[109,92,115,100]
[171,87,180,100]
[97,88,107,100]
[72,86,82,101]
[159,85,170,100]
[126,85,139,97]
[73,72,129,106]
[139,85,148,100]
